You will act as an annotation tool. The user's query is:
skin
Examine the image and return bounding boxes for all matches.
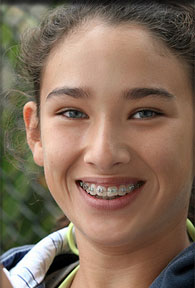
[24,21,194,288]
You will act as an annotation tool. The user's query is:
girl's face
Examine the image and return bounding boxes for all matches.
[25,22,194,248]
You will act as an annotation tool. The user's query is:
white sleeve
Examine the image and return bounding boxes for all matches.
[8,227,70,288]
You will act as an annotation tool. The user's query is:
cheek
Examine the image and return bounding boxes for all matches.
[40,126,81,194]
[141,119,193,210]
[148,136,190,179]
[42,122,80,163]
[130,120,193,233]
[142,116,193,175]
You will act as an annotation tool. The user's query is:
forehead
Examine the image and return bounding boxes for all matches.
[47,20,168,62]
[41,21,192,101]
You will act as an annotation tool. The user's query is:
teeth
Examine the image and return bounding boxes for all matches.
[96,186,107,196]
[107,187,117,196]
[127,184,135,193]
[87,184,96,195]
[119,185,127,196]
[82,183,89,190]
[79,181,143,198]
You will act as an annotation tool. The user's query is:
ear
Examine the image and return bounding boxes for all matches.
[23,101,43,167]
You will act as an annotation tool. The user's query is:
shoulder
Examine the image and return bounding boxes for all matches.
[151,243,195,288]
[1,245,79,288]
[0,245,33,270]
[0,227,79,288]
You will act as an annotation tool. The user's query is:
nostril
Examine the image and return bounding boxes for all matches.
[84,149,131,170]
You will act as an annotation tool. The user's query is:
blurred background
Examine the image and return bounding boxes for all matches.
[0,3,65,254]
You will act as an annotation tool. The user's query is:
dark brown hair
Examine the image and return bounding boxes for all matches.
[18,1,194,224]
[19,1,194,114]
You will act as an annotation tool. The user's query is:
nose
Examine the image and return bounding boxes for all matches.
[83,119,131,172]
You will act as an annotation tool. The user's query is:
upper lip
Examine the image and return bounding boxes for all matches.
[77,177,145,186]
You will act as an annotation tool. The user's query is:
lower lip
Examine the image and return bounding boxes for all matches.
[77,183,144,210]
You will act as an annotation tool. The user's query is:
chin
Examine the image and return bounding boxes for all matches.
[77,218,141,249]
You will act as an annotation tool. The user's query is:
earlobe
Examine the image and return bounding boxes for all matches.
[23,101,43,167]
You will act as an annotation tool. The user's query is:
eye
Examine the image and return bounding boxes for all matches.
[131,109,163,120]
[58,109,88,119]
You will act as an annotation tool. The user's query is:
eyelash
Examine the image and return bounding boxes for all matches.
[130,109,163,120]
[57,109,88,119]
[57,108,163,120]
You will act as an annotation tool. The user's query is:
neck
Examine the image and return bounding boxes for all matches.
[71,221,190,288]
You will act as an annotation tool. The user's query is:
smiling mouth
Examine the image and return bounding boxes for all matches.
[77,180,145,200]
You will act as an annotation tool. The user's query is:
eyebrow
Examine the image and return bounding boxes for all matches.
[46,86,175,101]
[123,87,175,100]
[47,87,89,100]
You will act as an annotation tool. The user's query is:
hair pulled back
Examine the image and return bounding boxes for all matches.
[20,1,194,115]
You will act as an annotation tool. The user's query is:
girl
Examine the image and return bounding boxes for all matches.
[1,1,194,287]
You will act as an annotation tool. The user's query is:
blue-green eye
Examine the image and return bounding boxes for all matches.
[59,109,88,119]
[132,110,162,119]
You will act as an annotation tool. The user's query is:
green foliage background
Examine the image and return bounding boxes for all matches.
[0,4,62,254]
